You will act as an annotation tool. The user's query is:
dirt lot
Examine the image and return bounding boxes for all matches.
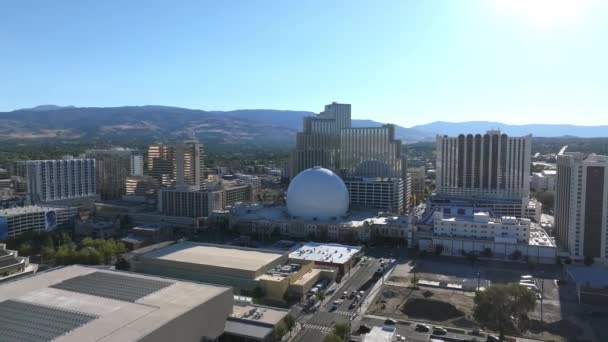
[367,281,598,342]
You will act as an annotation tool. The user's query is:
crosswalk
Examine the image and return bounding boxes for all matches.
[318,307,355,316]
[303,323,333,333]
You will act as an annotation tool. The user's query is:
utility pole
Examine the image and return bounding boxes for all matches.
[477,269,481,291]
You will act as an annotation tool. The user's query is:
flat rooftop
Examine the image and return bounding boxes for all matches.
[144,241,285,272]
[289,243,361,265]
[0,265,231,342]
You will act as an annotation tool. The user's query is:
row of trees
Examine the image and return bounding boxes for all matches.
[8,231,126,266]
[323,323,350,342]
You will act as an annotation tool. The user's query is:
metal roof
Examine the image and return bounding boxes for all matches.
[224,320,273,340]
[50,271,173,302]
[0,300,98,342]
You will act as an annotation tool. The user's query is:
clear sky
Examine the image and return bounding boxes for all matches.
[1,0,607,127]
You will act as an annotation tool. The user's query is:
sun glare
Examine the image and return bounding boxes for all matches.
[493,0,588,30]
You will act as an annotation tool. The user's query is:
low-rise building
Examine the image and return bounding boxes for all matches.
[74,217,120,239]
[344,177,405,214]
[531,169,557,192]
[158,186,224,218]
[222,299,290,342]
[0,265,233,342]
[433,211,531,244]
[0,243,35,280]
[288,242,362,275]
[0,205,77,239]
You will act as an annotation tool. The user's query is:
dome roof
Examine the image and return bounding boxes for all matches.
[287,167,349,221]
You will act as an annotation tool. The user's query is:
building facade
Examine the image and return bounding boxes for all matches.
[436,130,532,199]
[158,187,224,218]
[85,148,143,200]
[408,166,426,206]
[555,153,608,261]
[147,141,206,189]
[344,177,405,214]
[531,170,557,193]
[433,211,531,244]
[26,159,96,204]
[0,206,78,239]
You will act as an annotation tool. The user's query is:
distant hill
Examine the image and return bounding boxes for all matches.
[412,121,608,138]
[0,105,432,145]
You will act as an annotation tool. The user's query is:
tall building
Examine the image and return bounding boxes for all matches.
[26,159,96,204]
[432,130,537,220]
[555,153,608,261]
[436,130,531,199]
[147,141,206,189]
[125,175,160,199]
[85,148,144,200]
[290,102,409,211]
[408,166,426,206]
[158,187,224,218]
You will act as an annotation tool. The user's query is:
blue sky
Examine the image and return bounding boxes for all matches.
[1,0,606,127]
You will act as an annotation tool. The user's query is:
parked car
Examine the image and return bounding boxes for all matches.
[433,327,448,335]
[415,324,431,332]
[384,318,397,326]
[350,290,357,299]
[359,291,365,297]
[486,335,500,342]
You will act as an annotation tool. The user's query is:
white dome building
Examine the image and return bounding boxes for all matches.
[287,167,349,221]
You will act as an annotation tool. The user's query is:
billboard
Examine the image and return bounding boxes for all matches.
[45,210,58,232]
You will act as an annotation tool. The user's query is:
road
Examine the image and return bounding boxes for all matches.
[295,257,383,342]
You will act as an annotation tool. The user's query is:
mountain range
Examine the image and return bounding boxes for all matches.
[1,105,607,146]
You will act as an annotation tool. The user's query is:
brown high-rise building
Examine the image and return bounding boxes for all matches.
[146,141,206,189]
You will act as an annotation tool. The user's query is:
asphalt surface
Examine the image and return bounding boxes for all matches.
[296,257,383,342]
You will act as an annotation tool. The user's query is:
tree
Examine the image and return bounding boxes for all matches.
[41,246,55,263]
[410,275,419,288]
[284,314,296,332]
[323,334,343,342]
[316,292,326,301]
[473,284,536,341]
[584,255,594,266]
[17,242,33,256]
[481,248,493,258]
[333,323,349,341]
[252,286,265,303]
[274,322,287,341]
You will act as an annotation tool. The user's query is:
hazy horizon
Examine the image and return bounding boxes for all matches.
[2,0,607,127]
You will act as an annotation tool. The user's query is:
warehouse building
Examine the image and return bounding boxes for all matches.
[0,265,233,342]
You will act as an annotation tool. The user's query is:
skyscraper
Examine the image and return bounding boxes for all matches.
[147,140,206,189]
[290,102,409,213]
[436,130,531,199]
[431,130,537,220]
[555,153,608,261]
[26,159,96,204]
[85,148,143,200]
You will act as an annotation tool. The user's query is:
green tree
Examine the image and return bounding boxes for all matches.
[410,275,419,288]
[41,246,55,263]
[17,242,33,256]
[316,292,326,301]
[333,323,349,341]
[284,314,296,332]
[473,284,536,341]
[274,322,287,341]
[323,334,343,342]
[115,257,131,271]
[252,286,265,303]
[584,255,594,266]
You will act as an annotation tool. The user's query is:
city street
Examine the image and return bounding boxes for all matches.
[295,256,383,342]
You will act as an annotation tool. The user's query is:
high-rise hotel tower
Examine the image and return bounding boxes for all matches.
[432,130,538,220]
[290,102,409,213]
[555,153,608,261]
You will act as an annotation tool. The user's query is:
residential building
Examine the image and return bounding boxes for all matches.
[158,187,224,218]
[0,265,233,342]
[147,141,206,189]
[0,206,78,239]
[125,175,160,199]
[26,159,96,204]
[408,166,426,206]
[85,148,143,200]
[344,177,405,214]
[555,153,608,261]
